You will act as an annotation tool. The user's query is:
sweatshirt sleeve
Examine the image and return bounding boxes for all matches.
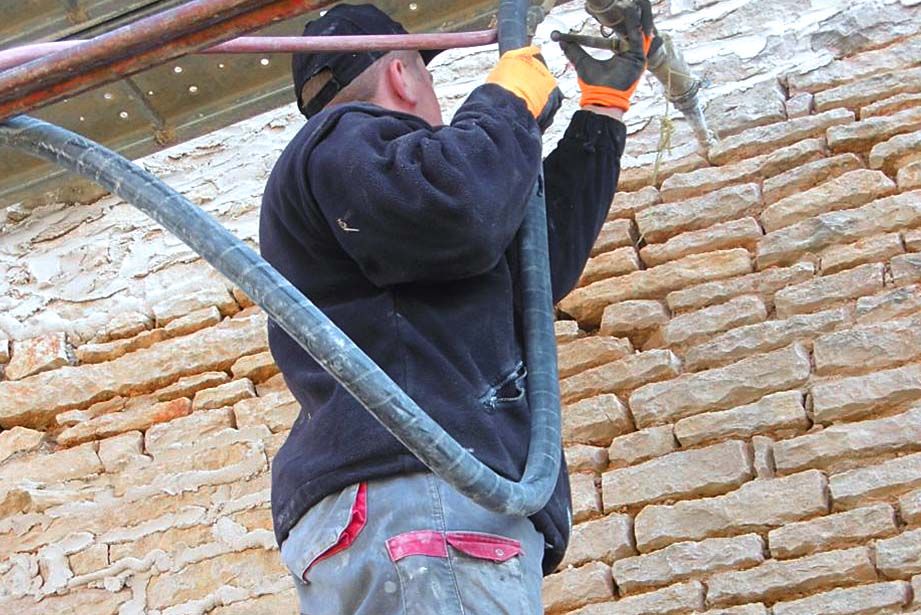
[306,84,543,287]
[542,110,626,303]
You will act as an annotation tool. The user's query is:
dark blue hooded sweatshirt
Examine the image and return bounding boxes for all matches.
[260,83,625,575]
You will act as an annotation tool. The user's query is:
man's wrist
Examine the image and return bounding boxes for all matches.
[583,105,625,122]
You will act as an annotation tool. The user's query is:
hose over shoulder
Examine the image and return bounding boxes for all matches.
[0,112,560,516]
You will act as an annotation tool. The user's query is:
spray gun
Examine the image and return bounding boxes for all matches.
[552,0,717,148]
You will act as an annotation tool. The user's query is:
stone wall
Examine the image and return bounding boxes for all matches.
[2,0,921,613]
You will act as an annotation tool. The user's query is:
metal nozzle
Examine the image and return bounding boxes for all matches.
[646,33,717,147]
[553,0,719,148]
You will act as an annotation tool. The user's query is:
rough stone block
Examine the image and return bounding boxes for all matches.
[543,561,613,613]
[706,79,787,139]
[607,425,677,470]
[660,138,826,203]
[827,106,921,153]
[563,394,633,447]
[57,397,192,447]
[0,441,102,486]
[162,305,222,337]
[636,183,762,243]
[708,109,852,165]
[591,219,638,257]
[658,294,767,349]
[774,263,884,318]
[788,35,921,94]
[762,153,864,205]
[634,470,828,552]
[856,285,921,323]
[674,391,808,447]
[786,92,814,118]
[892,253,921,286]
[870,128,921,175]
[555,320,581,345]
[771,581,910,615]
[812,363,921,424]
[703,606,768,615]
[819,232,903,275]
[569,581,705,615]
[151,283,238,326]
[0,313,267,429]
[752,436,775,479]
[706,547,876,608]
[900,160,921,191]
[561,513,635,569]
[616,153,709,193]
[876,528,921,578]
[567,444,609,473]
[830,452,921,509]
[608,186,661,220]
[146,547,284,610]
[899,488,921,525]
[861,92,921,119]
[192,378,256,411]
[0,589,130,614]
[599,300,670,337]
[629,344,811,428]
[604,440,753,510]
[579,247,641,286]
[94,310,152,343]
[612,534,764,595]
[558,336,634,379]
[560,249,753,327]
[560,350,682,404]
[145,407,235,455]
[814,316,921,376]
[640,217,762,267]
[760,169,896,233]
[6,333,72,381]
[233,391,299,433]
[69,543,109,576]
[813,65,921,113]
[571,472,602,523]
[756,191,921,269]
[667,262,815,314]
[0,426,44,463]
[97,430,146,473]
[777,407,921,475]
[230,351,279,384]
[154,371,230,402]
[767,503,897,559]
[75,328,168,364]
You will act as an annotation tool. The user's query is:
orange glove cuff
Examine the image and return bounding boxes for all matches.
[486,46,558,119]
[578,78,637,112]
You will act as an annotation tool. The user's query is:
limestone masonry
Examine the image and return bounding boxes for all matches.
[2,0,921,613]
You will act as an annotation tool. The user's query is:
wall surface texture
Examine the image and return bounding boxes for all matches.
[2,0,921,612]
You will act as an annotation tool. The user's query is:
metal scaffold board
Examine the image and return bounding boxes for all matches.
[0,0,506,209]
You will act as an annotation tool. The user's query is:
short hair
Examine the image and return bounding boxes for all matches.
[300,50,421,110]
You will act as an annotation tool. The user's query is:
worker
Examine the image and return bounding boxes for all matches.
[259,3,655,613]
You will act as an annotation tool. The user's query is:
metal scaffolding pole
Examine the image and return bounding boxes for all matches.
[0,0,341,120]
[0,30,499,72]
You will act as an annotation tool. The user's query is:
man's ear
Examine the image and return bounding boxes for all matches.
[386,57,419,106]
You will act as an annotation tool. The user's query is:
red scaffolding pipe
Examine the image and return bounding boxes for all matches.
[0,0,340,120]
[0,30,499,72]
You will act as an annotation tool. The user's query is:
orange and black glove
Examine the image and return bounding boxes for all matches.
[561,0,660,111]
[487,46,563,132]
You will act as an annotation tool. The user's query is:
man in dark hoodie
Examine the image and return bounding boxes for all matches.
[260,3,655,613]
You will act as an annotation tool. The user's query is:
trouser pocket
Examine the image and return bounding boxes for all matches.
[387,530,532,615]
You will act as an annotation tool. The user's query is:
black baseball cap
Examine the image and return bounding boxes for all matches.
[292,4,442,119]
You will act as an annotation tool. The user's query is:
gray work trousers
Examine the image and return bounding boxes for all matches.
[280,472,545,615]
